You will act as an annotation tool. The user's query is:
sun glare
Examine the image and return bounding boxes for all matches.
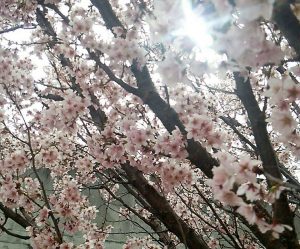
[180,1,213,49]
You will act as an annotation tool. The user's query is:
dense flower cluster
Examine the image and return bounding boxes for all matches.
[208,153,292,237]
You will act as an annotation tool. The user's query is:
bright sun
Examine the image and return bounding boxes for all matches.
[180,1,213,49]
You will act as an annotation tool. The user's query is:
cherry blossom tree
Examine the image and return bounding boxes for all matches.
[0,0,300,248]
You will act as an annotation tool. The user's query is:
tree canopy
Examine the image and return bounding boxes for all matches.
[1,0,300,248]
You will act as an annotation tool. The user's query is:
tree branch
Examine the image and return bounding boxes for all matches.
[122,164,209,249]
[234,72,300,249]
[273,0,300,57]
[90,0,219,178]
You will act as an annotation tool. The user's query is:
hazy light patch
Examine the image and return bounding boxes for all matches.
[31,53,50,81]
[1,27,33,43]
